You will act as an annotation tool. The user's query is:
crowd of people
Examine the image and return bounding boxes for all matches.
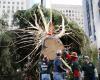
[38,48,98,80]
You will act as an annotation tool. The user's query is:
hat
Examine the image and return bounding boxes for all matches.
[71,52,78,57]
[84,56,89,59]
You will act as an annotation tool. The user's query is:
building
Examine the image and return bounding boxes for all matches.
[82,0,96,43]
[52,4,84,28]
[0,0,29,29]
[83,0,100,50]
[33,1,84,28]
[82,0,100,46]
[92,0,100,49]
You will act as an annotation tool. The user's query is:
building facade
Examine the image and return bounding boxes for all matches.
[93,0,100,49]
[83,0,100,58]
[52,4,84,28]
[0,0,29,29]
[82,0,96,42]
[83,0,100,49]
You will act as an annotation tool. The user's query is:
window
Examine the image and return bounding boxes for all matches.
[21,7,23,9]
[7,10,10,13]
[17,7,19,9]
[12,10,14,13]
[86,0,92,36]
[69,10,71,13]
[98,0,100,15]
[12,2,14,4]
[17,2,19,5]
[69,14,71,16]
[75,11,77,13]
[8,2,10,4]
[3,1,6,4]
[8,6,10,8]
[3,10,5,13]
[66,10,68,12]
[12,6,14,9]
[3,6,5,8]
[98,0,100,8]
[21,2,23,5]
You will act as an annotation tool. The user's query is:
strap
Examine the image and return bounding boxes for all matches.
[61,58,72,72]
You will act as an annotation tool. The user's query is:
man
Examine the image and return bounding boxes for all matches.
[71,52,80,80]
[53,50,66,80]
[97,48,100,79]
[81,56,98,80]
[39,56,51,80]
[65,51,80,80]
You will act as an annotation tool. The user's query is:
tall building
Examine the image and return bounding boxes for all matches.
[83,0,100,49]
[0,0,29,29]
[52,4,84,28]
[82,0,96,42]
[92,0,100,49]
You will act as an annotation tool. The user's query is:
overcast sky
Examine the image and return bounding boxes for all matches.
[32,0,82,5]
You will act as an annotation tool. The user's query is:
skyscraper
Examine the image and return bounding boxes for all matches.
[83,0,100,49]
[93,0,100,49]
[82,0,96,42]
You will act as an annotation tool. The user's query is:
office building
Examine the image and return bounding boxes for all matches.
[82,0,96,42]
[83,0,100,49]
[92,0,100,49]
[52,4,84,28]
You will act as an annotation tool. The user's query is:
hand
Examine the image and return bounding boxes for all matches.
[95,76,98,80]
[66,51,69,54]
[82,77,84,80]
[63,49,69,54]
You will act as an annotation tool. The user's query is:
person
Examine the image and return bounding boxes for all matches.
[63,50,80,80]
[71,52,80,80]
[23,63,32,80]
[97,60,100,80]
[81,56,98,80]
[97,48,100,80]
[39,55,51,80]
[53,50,67,80]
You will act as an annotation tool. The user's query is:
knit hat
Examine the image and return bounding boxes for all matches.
[71,52,78,57]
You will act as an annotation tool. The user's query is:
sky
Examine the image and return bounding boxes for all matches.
[31,0,82,6]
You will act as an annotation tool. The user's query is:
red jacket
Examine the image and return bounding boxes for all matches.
[66,54,78,62]
[66,53,80,77]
